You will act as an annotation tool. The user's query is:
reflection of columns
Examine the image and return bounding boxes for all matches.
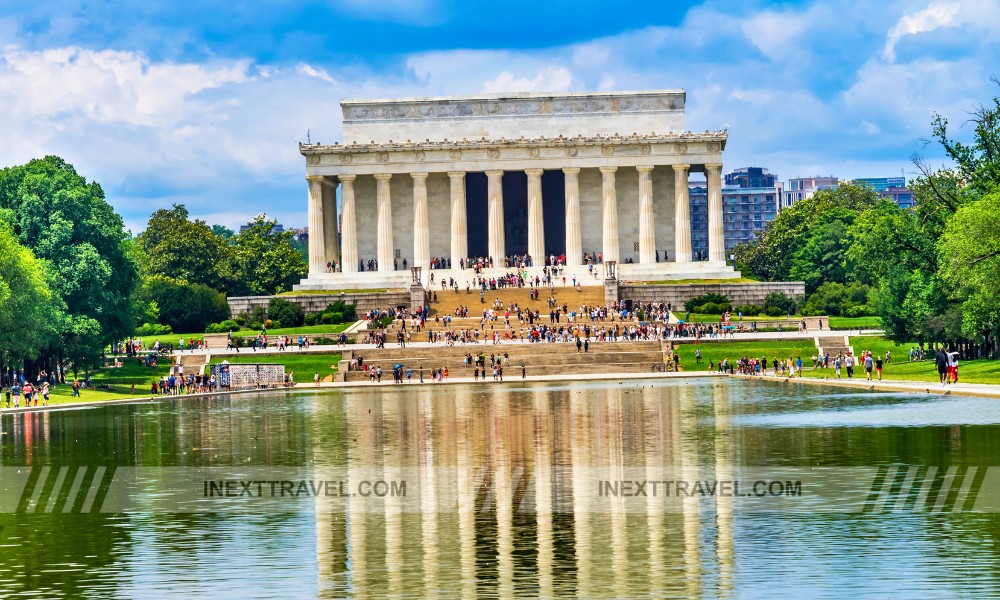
[340,175,358,273]
[306,175,326,275]
[411,172,430,279]
[322,179,340,270]
[713,382,735,598]
[418,388,439,596]
[680,386,702,599]
[493,387,514,597]
[375,173,394,272]
[674,164,691,263]
[448,171,467,265]
[643,384,666,595]
[607,388,628,598]
[533,390,554,599]
[600,166,619,263]
[571,393,593,597]
[563,168,582,266]
[455,389,477,599]
[526,169,545,262]
[637,166,655,264]
[706,163,725,262]
[486,170,505,262]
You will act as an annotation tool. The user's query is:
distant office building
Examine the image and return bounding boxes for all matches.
[240,222,285,233]
[783,175,839,208]
[725,167,777,189]
[880,186,916,209]
[852,176,905,193]
[853,177,916,209]
[690,168,781,256]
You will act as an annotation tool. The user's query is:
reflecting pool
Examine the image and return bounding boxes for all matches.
[2,378,1000,597]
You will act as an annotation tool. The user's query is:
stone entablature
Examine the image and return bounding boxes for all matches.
[301,132,727,175]
[340,90,686,144]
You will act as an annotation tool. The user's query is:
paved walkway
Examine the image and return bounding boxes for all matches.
[732,373,1000,399]
[179,328,876,358]
[4,369,998,416]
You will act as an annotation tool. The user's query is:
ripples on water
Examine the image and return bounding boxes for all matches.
[0,378,999,598]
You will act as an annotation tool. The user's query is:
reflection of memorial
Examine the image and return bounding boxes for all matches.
[312,382,736,597]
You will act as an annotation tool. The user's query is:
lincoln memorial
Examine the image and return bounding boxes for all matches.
[296,89,739,290]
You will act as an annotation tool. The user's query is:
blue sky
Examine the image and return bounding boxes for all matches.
[1,0,998,233]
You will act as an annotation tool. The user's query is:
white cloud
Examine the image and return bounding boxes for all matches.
[482,66,574,94]
[883,2,961,62]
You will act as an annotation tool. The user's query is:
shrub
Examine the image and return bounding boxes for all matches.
[236,306,267,329]
[205,319,240,333]
[304,313,319,326]
[762,292,798,315]
[268,297,305,328]
[324,300,357,322]
[765,306,784,317]
[136,322,172,336]
[800,282,871,317]
[139,276,229,334]
[367,314,394,329]
[694,302,732,314]
[249,321,263,331]
[735,304,761,316]
[685,293,730,312]
[321,311,342,325]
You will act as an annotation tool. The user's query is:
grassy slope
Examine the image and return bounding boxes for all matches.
[135,322,353,348]
[210,353,343,379]
[35,362,172,405]
[671,339,818,372]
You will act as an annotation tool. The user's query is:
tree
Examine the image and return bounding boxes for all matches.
[140,204,236,292]
[139,276,230,333]
[211,224,235,239]
[0,156,140,367]
[267,297,304,328]
[0,223,58,363]
[231,215,308,295]
[732,183,879,283]
[927,77,1000,197]
[938,192,1000,348]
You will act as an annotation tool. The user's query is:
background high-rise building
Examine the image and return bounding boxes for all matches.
[852,176,905,193]
[690,167,781,257]
[783,175,839,208]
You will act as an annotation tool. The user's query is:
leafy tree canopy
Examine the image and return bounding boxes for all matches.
[0,223,59,362]
[0,156,139,361]
[140,204,236,292]
[231,215,307,296]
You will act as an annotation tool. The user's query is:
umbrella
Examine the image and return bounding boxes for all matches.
[394,363,404,369]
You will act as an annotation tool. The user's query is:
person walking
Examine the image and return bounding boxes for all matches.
[935,349,948,386]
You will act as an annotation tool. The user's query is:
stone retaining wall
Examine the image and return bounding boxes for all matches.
[619,281,805,309]
[228,291,410,316]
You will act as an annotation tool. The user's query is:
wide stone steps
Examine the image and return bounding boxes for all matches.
[344,340,664,381]
[816,336,854,357]
[427,286,606,317]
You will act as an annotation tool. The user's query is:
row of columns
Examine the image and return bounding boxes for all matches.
[306,164,725,275]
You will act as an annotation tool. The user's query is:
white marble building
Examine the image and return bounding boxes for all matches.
[297,90,739,290]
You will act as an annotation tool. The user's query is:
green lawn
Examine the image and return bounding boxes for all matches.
[134,322,353,349]
[635,277,761,285]
[39,361,171,405]
[671,339,818,371]
[679,314,880,330]
[795,358,1000,385]
[210,353,343,380]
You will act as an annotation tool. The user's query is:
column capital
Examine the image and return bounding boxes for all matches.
[674,163,691,172]
[374,173,393,181]
[485,169,504,177]
[704,163,723,173]
[525,168,544,176]
[447,170,466,179]
[562,167,581,175]
[305,175,325,183]
[599,166,618,174]
[410,172,429,181]
[636,165,654,173]
[338,174,356,183]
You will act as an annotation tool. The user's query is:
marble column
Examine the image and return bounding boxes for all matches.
[411,172,430,278]
[600,166,619,263]
[563,168,582,266]
[637,166,655,264]
[486,170,505,264]
[706,163,725,263]
[375,173,394,272]
[306,175,326,275]
[674,164,691,263]
[526,168,545,263]
[322,179,340,271]
[448,171,467,267]
[339,175,358,273]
